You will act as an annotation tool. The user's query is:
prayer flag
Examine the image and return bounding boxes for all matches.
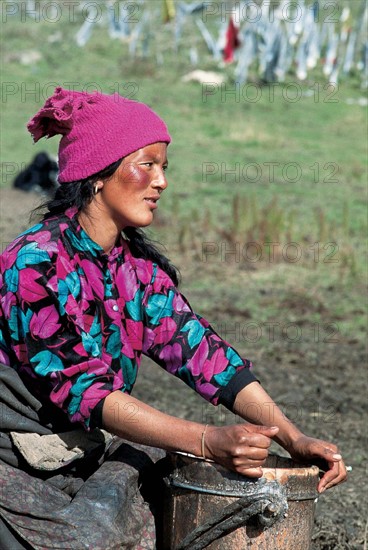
[223,16,241,64]
[163,0,176,23]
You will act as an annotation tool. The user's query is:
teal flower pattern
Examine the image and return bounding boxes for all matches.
[0,207,255,429]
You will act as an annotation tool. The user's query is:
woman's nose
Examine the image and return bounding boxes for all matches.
[152,168,168,191]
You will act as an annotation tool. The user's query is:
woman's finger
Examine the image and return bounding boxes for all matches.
[236,466,264,478]
[318,459,348,492]
[232,445,269,461]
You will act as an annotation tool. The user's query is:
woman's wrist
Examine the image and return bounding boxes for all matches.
[273,425,304,454]
[233,382,304,453]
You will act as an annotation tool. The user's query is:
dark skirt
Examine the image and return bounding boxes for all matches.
[0,363,167,549]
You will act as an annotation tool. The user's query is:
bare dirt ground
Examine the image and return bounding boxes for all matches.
[0,187,366,549]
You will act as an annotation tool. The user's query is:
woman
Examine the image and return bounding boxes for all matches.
[0,87,346,549]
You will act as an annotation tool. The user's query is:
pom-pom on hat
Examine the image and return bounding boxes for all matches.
[27,87,171,183]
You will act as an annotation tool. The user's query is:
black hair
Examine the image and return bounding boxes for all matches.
[32,158,180,286]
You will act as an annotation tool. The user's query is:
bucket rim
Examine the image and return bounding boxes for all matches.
[165,451,320,501]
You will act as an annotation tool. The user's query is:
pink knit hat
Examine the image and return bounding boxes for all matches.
[27,87,171,183]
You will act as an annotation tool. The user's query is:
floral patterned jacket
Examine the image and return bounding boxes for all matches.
[0,208,256,429]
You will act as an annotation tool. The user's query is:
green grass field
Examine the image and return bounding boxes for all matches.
[1,6,367,544]
[1,0,367,350]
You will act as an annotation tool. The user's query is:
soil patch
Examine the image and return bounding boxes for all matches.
[0,187,366,549]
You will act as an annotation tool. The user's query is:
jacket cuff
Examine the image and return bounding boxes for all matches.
[89,398,106,429]
[218,368,259,411]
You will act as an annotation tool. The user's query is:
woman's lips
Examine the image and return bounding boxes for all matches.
[144,197,160,209]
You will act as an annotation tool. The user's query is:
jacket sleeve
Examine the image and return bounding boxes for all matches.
[0,243,124,430]
[142,265,258,410]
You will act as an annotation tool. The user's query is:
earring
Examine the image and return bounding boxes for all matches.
[93,183,100,195]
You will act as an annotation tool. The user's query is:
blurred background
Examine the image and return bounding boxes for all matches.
[1,1,367,547]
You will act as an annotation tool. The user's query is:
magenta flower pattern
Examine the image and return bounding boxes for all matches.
[0,208,254,429]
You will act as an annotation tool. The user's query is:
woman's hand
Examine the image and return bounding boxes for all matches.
[204,423,279,477]
[232,383,348,493]
[287,434,347,493]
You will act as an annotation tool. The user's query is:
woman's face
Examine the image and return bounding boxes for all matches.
[98,142,168,230]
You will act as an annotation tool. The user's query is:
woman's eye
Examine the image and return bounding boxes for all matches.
[163,165,168,172]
